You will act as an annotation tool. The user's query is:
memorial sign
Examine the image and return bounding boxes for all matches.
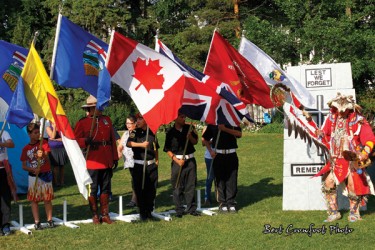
[282,63,355,210]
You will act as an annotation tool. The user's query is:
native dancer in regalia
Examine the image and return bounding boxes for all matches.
[315,93,375,222]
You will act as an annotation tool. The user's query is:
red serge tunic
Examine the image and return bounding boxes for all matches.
[321,111,375,195]
[74,115,119,170]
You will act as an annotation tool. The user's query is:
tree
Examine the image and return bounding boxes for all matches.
[1,0,374,126]
[242,1,373,91]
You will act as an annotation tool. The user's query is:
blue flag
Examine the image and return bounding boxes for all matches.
[6,77,34,128]
[52,15,110,110]
[0,41,29,105]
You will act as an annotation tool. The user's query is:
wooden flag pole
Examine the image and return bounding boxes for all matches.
[33,118,46,191]
[142,126,150,190]
[0,120,7,139]
[85,110,97,160]
[175,123,193,189]
[207,128,221,185]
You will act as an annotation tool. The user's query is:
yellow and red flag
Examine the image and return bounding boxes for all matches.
[21,43,92,199]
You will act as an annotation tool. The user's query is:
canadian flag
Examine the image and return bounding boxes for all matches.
[106,31,185,133]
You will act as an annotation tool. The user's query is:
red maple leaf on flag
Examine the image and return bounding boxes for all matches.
[133,58,165,92]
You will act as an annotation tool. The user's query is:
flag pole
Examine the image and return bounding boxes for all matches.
[31,31,46,191]
[34,118,47,190]
[49,13,62,80]
[0,120,7,140]
[208,128,221,186]
[142,126,150,190]
[85,110,97,160]
[175,123,193,189]
[203,28,218,73]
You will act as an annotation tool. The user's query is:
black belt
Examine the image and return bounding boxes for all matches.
[91,140,112,146]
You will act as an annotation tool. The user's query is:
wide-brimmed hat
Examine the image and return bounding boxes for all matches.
[81,95,97,108]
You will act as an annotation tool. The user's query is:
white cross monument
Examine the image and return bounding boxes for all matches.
[282,62,356,210]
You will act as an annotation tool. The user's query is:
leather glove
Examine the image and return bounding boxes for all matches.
[85,137,93,146]
[112,160,118,170]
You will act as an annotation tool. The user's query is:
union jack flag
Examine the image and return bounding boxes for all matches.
[156,39,253,126]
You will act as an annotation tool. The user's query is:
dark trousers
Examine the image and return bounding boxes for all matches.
[132,163,158,217]
[0,168,11,226]
[171,158,197,214]
[213,153,238,207]
[88,168,112,196]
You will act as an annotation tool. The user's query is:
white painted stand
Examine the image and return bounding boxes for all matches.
[9,201,78,235]
[10,191,220,234]
[196,190,218,216]
[10,221,32,235]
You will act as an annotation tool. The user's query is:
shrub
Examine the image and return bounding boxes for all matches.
[256,122,284,134]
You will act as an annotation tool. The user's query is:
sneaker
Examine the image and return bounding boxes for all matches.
[2,224,11,236]
[324,212,341,222]
[34,222,43,230]
[229,206,237,213]
[348,213,362,222]
[219,206,228,213]
[47,220,55,228]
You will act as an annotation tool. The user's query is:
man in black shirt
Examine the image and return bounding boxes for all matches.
[202,124,242,213]
[127,113,159,221]
[164,112,200,217]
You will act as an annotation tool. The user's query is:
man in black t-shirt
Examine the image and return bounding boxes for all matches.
[202,124,242,213]
[164,112,200,218]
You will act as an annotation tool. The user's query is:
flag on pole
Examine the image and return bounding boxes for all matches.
[156,38,253,125]
[0,41,29,105]
[238,36,315,108]
[5,77,34,127]
[7,43,92,199]
[204,31,273,108]
[106,31,185,133]
[51,14,110,110]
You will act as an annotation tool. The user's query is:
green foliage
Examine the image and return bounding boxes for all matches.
[65,107,87,129]
[357,88,375,126]
[64,100,135,130]
[257,122,284,134]
[240,1,375,92]
[57,88,137,129]
[0,0,374,122]
[103,103,136,130]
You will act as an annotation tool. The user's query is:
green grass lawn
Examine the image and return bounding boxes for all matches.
[2,132,375,249]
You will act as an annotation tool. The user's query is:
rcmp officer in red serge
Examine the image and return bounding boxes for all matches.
[202,124,242,213]
[127,113,159,221]
[74,95,118,224]
[164,111,200,218]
